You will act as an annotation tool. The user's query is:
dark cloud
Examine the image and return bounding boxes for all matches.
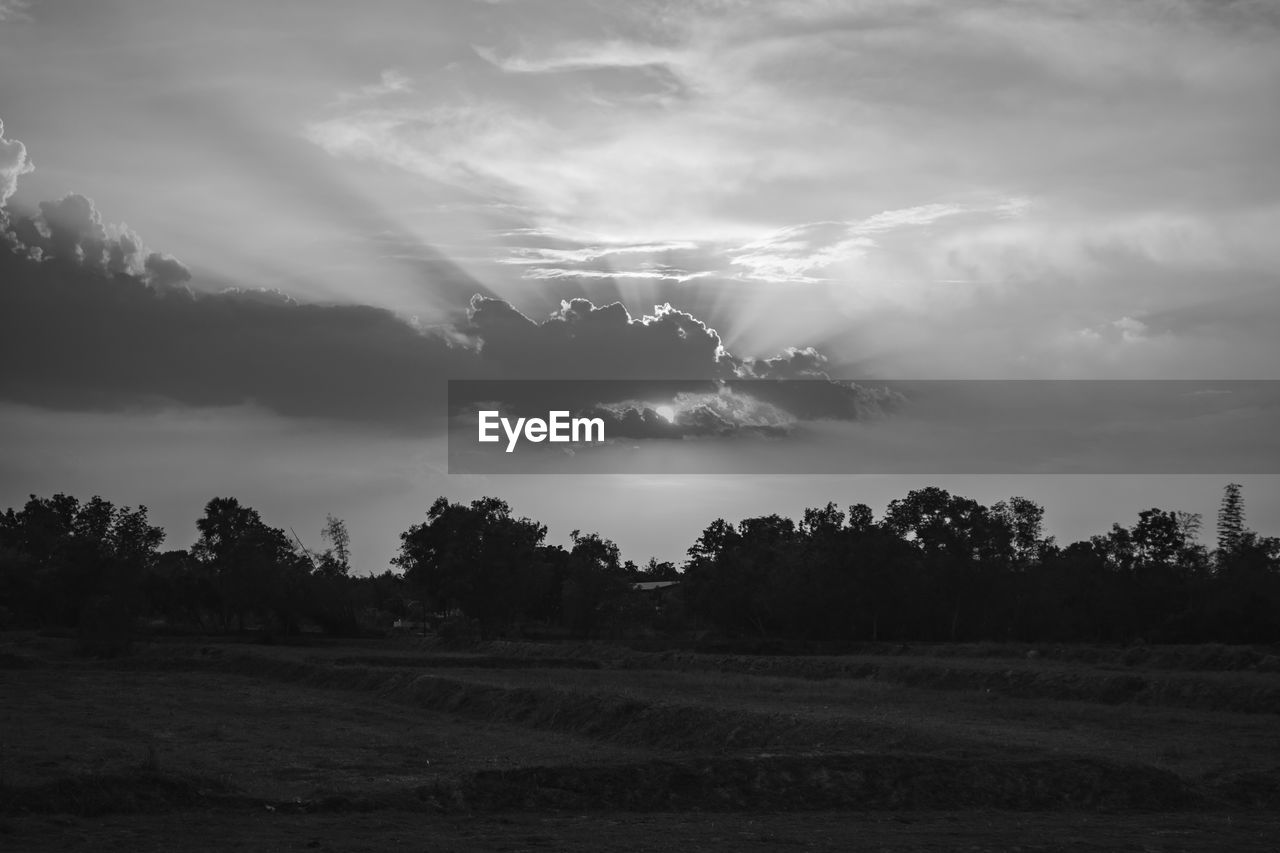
[0,200,478,429]
[38,194,108,261]
[594,405,686,439]
[8,192,193,289]
[1,187,884,435]
[467,296,731,379]
[143,252,192,288]
[736,346,829,380]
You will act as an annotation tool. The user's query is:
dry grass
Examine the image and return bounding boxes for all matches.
[3,633,1279,830]
[0,666,657,802]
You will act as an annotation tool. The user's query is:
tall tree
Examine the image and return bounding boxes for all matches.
[1217,483,1245,556]
[319,514,352,577]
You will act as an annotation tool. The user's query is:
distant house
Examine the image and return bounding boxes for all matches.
[632,581,680,593]
[631,580,681,609]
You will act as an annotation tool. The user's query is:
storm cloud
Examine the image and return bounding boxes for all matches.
[467,296,731,380]
[1,189,879,433]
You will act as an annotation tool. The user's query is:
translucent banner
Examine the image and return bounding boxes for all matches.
[447,379,1280,475]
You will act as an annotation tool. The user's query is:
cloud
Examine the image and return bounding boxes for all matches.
[494,238,720,283]
[728,203,998,283]
[518,267,712,283]
[0,198,479,427]
[466,296,732,379]
[38,194,108,260]
[7,192,195,288]
[321,1,1280,249]
[473,40,681,75]
[0,119,34,207]
[498,241,700,265]
[143,252,192,288]
[336,69,413,103]
[729,222,874,283]
[2,192,875,431]
[298,0,1280,381]
[587,388,795,440]
[0,1,32,23]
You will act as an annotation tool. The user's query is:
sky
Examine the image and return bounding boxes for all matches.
[1,0,1278,570]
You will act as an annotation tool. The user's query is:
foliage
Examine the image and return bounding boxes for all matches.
[0,493,163,631]
[1217,482,1245,557]
[191,497,313,636]
[318,514,351,577]
[1,483,1276,644]
[394,496,548,638]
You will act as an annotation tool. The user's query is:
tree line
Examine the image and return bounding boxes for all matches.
[682,485,1278,645]
[0,484,1276,652]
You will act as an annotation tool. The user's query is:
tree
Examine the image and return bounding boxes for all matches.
[641,557,680,580]
[1175,511,1203,544]
[394,496,547,637]
[846,503,875,533]
[1206,531,1280,642]
[192,497,263,632]
[318,514,352,577]
[884,488,1012,640]
[562,530,630,638]
[1131,508,1186,568]
[800,502,845,538]
[992,497,1051,566]
[1217,483,1245,557]
[192,497,310,634]
[0,493,163,650]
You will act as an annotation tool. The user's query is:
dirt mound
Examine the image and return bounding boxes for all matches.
[181,654,907,753]
[478,642,1280,714]
[428,754,1201,813]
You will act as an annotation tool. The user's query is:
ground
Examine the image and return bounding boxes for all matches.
[3,633,1279,851]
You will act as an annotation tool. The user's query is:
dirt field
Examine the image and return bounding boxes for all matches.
[3,633,1279,851]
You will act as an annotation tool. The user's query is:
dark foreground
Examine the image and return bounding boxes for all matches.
[3,633,1279,851]
[7,810,1279,852]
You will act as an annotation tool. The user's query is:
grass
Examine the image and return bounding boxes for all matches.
[2,633,1280,849]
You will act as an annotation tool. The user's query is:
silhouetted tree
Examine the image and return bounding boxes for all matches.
[992,497,1051,567]
[0,493,162,631]
[191,497,310,635]
[317,514,352,577]
[884,488,1013,639]
[1217,483,1245,559]
[394,496,546,638]
[561,530,632,638]
[641,557,680,580]
[4,481,1275,646]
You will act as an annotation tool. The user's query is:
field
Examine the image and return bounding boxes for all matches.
[3,634,1280,851]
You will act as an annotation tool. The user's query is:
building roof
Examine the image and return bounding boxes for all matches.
[632,580,681,591]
